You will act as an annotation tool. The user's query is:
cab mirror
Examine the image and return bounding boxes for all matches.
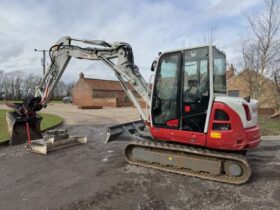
[151,60,157,71]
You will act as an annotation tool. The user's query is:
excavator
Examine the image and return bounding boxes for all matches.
[6,36,261,184]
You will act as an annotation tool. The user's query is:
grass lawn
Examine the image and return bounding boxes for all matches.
[0,100,63,104]
[0,100,22,104]
[0,109,63,143]
[258,115,280,136]
[0,109,9,142]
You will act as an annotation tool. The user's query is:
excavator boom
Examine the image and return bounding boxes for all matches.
[7,36,151,145]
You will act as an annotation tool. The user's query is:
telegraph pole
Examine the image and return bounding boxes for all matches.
[34,49,47,75]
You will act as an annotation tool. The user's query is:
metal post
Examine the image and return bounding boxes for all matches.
[34,49,47,75]
[42,50,46,75]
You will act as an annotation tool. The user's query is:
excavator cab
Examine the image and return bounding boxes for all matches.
[151,46,226,140]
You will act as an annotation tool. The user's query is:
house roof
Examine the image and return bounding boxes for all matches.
[83,78,134,91]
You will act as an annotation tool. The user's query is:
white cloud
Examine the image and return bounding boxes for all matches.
[0,0,263,82]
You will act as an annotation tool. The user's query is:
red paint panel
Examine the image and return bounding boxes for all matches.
[150,126,207,146]
[149,102,260,152]
[206,102,260,151]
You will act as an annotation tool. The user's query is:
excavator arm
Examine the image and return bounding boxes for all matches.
[15,36,150,120]
[7,36,151,145]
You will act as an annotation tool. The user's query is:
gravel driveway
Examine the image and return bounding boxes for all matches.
[0,104,279,210]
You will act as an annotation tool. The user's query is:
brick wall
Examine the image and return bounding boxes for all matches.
[92,90,133,107]
[72,79,93,106]
[227,73,279,109]
[258,108,276,115]
[92,98,118,107]
[72,78,144,108]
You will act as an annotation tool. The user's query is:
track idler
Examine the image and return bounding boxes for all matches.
[6,111,42,145]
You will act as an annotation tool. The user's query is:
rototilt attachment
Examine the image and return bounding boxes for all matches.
[28,129,87,155]
[6,111,42,145]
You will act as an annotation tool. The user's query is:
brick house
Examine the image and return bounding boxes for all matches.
[226,65,280,115]
[72,72,144,108]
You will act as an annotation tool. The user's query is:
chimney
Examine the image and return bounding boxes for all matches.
[226,64,235,80]
[79,72,84,79]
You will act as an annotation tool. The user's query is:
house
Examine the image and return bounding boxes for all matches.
[72,72,145,108]
[226,66,280,115]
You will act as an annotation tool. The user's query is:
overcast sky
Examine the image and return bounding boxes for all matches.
[0,0,263,82]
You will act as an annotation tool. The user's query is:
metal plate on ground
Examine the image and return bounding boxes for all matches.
[29,136,87,155]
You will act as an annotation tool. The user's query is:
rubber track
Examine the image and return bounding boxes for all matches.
[124,140,251,185]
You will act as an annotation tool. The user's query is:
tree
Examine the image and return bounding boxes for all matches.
[241,0,280,109]
[203,25,219,45]
[0,69,74,101]
[0,70,4,99]
[23,73,41,96]
[52,81,68,100]
[66,82,75,96]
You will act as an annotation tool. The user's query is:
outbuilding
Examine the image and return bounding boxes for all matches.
[72,72,144,108]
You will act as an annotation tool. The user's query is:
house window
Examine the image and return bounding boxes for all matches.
[228,90,239,97]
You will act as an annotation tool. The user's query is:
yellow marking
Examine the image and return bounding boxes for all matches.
[211,132,221,139]
[168,156,173,161]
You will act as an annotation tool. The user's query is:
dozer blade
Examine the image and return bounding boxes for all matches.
[6,111,42,145]
[105,120,146,143]
[28,129,87,155]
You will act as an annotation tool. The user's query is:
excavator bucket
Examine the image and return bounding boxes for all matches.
[28,129,87,155]
[105,120,146,143]
[6,111,42,145]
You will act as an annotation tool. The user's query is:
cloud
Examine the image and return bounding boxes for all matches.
[0,0,263,82]
[0,37,24,62]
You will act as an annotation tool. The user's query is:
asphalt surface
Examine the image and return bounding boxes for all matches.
[0,104,280,210]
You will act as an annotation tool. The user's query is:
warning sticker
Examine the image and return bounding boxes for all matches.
[211,132,221,139]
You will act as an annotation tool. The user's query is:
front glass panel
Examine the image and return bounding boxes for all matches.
[152,53,180,127]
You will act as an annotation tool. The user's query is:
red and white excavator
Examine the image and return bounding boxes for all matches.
[7,36,260,184]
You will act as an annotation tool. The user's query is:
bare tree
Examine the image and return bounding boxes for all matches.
[66,82,75,96]
[53,81,68,100]
[0,69,74,101]
[0,70,4,99]
[0,70,4,90]
[203,25,219,45]
[241,0,280,109]
[23,73,41,96]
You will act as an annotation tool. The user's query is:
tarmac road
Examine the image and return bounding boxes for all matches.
[0,104,280,210]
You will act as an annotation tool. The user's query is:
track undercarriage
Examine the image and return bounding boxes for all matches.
[125,140,251,185]
[106,120,252,185]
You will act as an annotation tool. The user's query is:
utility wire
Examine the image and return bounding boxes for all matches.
[0,17,41,44]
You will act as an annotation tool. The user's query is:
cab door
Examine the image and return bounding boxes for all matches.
[151,48,209,146]
[181,47,210,132]
[151,52,181,129]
